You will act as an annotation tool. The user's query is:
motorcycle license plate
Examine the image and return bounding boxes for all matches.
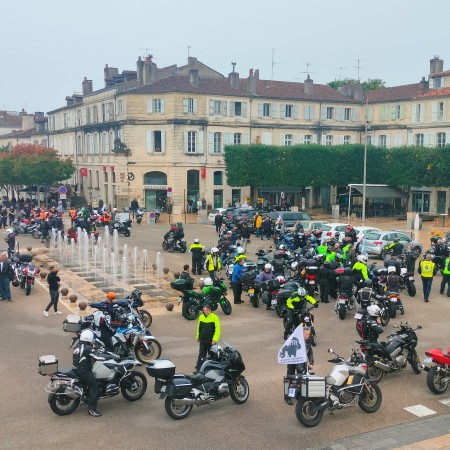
[338,299,346,304]
[160,385,166,393]
[248,288,254,294]
[409,277,414,281]
[309,280,315,285]
[288,388,296,398]
[354,313,363,319]
[423,357,432,364]
[391,298,398,302]
[347,375,354,385]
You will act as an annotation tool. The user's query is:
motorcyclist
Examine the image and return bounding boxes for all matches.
[432,239,448,269]
[384,254,401,275]
[337,267,357,308]
[384,237,404,257]
[93,308,115,352]
[352,254,369,282]
[5,229,15,258]
[206,246,221,280]
[233,246,247,264]
[189,238,204,275]
[72,329,106,417]
[364,305,384,343]
[293,220,305,249]
[318,260,333,303]
[283,287,317,340]
[357,279,379,311]
[386,266,404,315]
[258,263,274,310]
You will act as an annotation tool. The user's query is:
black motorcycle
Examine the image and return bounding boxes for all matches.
[359,322,422,382]
[241,270,261,308]
[109,219,131,237]
[162,227,187,253]
[146,342,248,420]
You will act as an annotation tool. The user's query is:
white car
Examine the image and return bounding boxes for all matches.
[208,208,227,222]
[319,223,349,242]
[354,226,381,243]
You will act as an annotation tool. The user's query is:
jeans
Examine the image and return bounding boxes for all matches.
[0,277,11,300]
[421,276,433,301]
[45,289,60,312]
[440,274,450,296]
[255,228,261,239]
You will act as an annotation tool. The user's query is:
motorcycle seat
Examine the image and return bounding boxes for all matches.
[57,368,77,378]
[186,373,207,383]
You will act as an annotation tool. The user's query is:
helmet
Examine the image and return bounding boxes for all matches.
[211,246,219,254]
[344,267,353,276]
[194,238,199,243]
[11,278,20,287]
[437,239,443,244]
[313,229,323,237]
[6,229,13,235]
[236,247,244,255]
[264,263,272,271]
[131,289,142,299]
[367,305,381,317]
[106,292,117,300]
[335,253,343,261]
[394,237,400,242]
[309,236,317,244]
[357,255,368,263]
[297,287,306,297]
[291,261,298,270]
[203,277,213,286]
[363,279,373,288]
[279,244,286,250]
[387,266,397,274]
[80,329,94,343]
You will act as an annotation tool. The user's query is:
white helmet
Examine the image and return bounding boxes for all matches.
[6,229,13,235]
[297,287,306,297]
[236,246,244,255]
[203,277,213,286]
[194,238,199,243]
[264,263,272,271]
[367,305,381,317]
[357,254,368,263]
[291,261,298,271]
[279,244,286,250]
[211,246,219,254]
[80,329,94,343]
[387,266,397,274]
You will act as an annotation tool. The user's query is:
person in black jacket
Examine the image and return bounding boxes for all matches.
[214,212,223,234]
[240,223,251,251]
[345,224,357,244]
[318,261,332,303]
[0,252,13,302]
[337,267,356,308]
[43,266,61,316]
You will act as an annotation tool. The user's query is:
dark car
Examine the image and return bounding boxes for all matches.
[262,211,312,229]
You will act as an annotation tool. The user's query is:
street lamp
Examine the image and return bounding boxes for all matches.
[362,120,368,223]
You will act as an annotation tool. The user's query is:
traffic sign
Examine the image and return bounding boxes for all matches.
[167,187,173,193]
[58,185,67,195]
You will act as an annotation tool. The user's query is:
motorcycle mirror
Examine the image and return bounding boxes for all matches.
[328,348,334,354]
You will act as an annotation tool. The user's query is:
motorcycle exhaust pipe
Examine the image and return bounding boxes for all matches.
[172,398,209,406]
[419,364,429,372]
[59,386,81,399]
[373,361,391,372]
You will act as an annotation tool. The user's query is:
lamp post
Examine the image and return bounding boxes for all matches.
[126,160,136,211]
[362,120,367,223]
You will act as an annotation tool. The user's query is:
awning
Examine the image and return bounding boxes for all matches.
[340,184,408,199]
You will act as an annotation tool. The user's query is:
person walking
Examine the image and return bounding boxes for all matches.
[0,252,13,302]
[231,258,246,304]
[8,205,15,226]
[206,247,221,280]
[43,266,61,316]
[262,216,272,240]
[187,197,193,213]
[240,223,251,251]
[5,229,15,258]
[69,206,77,226]
[130,199,139,219]
[254,212,262,240]
[194,302,221,373]
[418,252,437,302]
[214,211,223,234]
[189,238,204,275]
[441,254,450,297]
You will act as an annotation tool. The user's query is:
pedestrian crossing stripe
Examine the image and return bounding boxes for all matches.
[438,398,450,407]
[403,405,436,417]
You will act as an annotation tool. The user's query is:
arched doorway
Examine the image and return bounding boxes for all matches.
[187,169,199,210]
[144,171,167,211]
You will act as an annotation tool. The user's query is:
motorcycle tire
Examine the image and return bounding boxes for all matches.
[412,246,421,258]
[179,242,187,253]
[307,285,315,297]
[366,362,384,383]
[120,371,147,401]
[221,298,232,315]
[338,304,346,320]
[427,365,449,394]
[380,309,390,327]
[164,395,193,420]
[409,352,422,374]
[229,376,250,404]
[140,309,153,328]
[25,281,32,296]
[358,382,382,413]
[182,301,200,320]
[380,250,388,261]
[389,302,397,318]
[407,282,416,297]
[32,230,41,239]
[261,292,270,305]
[250,293,259,308]
[137,218,142,224]
[295,398,324,427]
[49,388,80,416]
[134,339,162,363]
[275,303,285,318]
[124,230,131,237]
[162,241,170,251]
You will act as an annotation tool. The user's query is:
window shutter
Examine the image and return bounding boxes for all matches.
[432,102,437,121]
[390,106,396,120]
[443,102,447,120]
[366,107,374,122]
[271,103,277,118]
[321,135,326,145]
[310,134,317,144]
[293,135,298,145]
[230,102,235,117]
[183,131,188,153]
[160,100,165,114]
[280,134,285,145]
[161,131,166,153]
[208,132,214,154]
[423,134,429,147]
[197,131,204,154]
[371,135,377,146]
[340,135,344,144]
[399,105,405,120]
[222,101,227,117]
[352,108,359,121]
[446,133,450,145]
[243,134,249,144]
[321,106,327,120]
[407,134,414,146]
[411,104,417,123]
[385,135,391,148]
[304,105,309,120]
[380,106,386,121]
[209,100,214,116]
[183,99,188,113]
[293,105,299,119]
[351,136,356,144]
[280,104,286,119]
[242,102,248,117]
[147,98,153,114]
[193,99,198,114]
[262,133,272,145]
[258,103,263,118]
[419,103,425,122]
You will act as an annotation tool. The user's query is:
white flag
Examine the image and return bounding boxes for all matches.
[278,325,307,365]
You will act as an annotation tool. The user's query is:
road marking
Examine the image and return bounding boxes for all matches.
[403,404,437,417]
[438,398,450,407]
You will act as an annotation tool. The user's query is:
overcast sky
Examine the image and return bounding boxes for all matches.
[2,0,450,114]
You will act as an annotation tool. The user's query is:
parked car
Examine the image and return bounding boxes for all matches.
[207,208,227,222]
[297,220,331,232]
[319,223,349,242]
[362,230,422,258]
[262,211,313,229]
[354,226,381,243]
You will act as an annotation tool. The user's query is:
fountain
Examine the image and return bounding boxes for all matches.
[122,256,129,295]
[111,252,117,288]
[133,247,139,279]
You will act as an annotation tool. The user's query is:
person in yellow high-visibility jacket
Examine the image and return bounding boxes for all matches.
[418,252,437,302]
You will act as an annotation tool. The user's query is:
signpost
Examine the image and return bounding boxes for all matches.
[58,185,67,200]
[167,187,173,223]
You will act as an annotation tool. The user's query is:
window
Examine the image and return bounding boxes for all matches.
[285,104,293,118]
[214,100,222,115]
[434,77,442,88]
[263,103,271,117]
[63,113,67,129]
[391,104,405,120]
[183,98,197,114]
[415,133,424,146]
[284,134,293,146]
[437,132,446,147]
[184,131,204,154]
[213,171,223,185]
[153,99,162,113]
[234,102,242,116]
[234,133,241,145]
[213,132,222,153]
[117,100,124,114]
[344,108,351,121]
[102,104,106,122]
[343,135,351,145]
[438,102,445,120]
[154,131,162,152]
[187,131,196,153]
[379,135,387,148]
[304,105,313,120]
[303,135,311,145]
[326,107,334,120]
[325,135,333,146]
[92,106,98,123]
[147,98,165,114]
[86,108,90,125]
[366,135,372,146]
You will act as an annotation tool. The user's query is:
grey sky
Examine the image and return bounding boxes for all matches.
[2,0,450,114]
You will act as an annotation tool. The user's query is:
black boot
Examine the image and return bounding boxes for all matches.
[284,396,293,405]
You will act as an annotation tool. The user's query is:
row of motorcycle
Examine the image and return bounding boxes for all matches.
[39,289,248,419]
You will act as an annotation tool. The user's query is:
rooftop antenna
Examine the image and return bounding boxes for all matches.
[187,45,192,59]
[231,62,236,73]
[271,48,283,83]
[355,59,365,82]
[339,67,348,80]
[139,48,152,58]
[300,62,315,79]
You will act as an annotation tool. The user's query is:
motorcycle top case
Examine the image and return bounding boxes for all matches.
[260,279,281,292]
[63,314,82,333]
[372,266,388,276]
[146,359,176,378]
[241,271,257,283]
[18,254,33,263]
[272,258,286,270]
[300,375,326,398]
[170,278,187,292]
[38,355,58,376]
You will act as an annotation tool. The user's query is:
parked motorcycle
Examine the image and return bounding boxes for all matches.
[39,353,147,416]
[336,293,353,320]
[146,342,248,420]
[421,347,450,394]
[386,291,403,318]
[398,257,416,297]
[295,348,382,427]
[241,270,261,308]
[11,253,37,295]
[110,219,131,237]
[359,322,422,382]
[282,305,317,346]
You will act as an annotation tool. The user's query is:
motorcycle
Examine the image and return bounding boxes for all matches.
[171,278,205,320]
[241,270,261,308]
[282,305,317,347]
[302,258,319,297]
[260,278,282,309]
[39,353,147,416]
[359,322,422,382]
[422,346,450,394]
[11,253,37,295]
[135,207,147,224]
[110,219,131,237]
[336,292,353,320]
[273,280,300,318]
[386,291,404,318]
[162,236,187,252]
[146,342,248,420]
[398,256,416,297]
[294,348,382,427]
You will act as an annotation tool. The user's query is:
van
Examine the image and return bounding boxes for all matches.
[263,211,312,228]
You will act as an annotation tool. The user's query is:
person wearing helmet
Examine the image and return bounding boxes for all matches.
[365,305,384,342]
[72,329,106,417]
[234,246,247,264]
[205,246,221,280]
[92,307,115,352]
[384,237,404,257]
[283,287,317,340]
[194,302,221,373]
[383,254,401,275]
[231,258,246,304]
[5,229,15,258]
[189,238,203,275]
[386,266,404,314]
[337,267,357,309]
[201,277,214,295]
[318,260,333,303]
[352,255,369,281]
[258,263,274,310]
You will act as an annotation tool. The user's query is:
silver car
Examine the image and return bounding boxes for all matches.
[362,230,422,259]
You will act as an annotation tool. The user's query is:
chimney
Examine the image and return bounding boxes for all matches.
[247,69,257,96]
[420,76,428,90]
[254,69,259,80]
[65,96,74,106]
[143,55,156,85]
[136,56,144,84]
[228,62,239,88]
[104,64,119,86]
[430,55,444,75]
[188,57,198,70]
[189,68,199,87]
[82,77,93,96]
[21,114,35,131]
[304,75,314,95]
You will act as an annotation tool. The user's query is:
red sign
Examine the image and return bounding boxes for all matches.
[103,166,107,172]
[80,168,88,177]
[201,167,206,179]
[110,166,115,173]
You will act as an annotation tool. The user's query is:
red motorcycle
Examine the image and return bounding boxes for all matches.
[422,347,450,394]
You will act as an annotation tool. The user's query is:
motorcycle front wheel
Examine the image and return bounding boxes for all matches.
[49,389,80,416]
[220,297,232,315]
[409,352,422,374]
[338,304,346,320]
[407,281,416,297]
[307,285,315,297]
[427,365,449,394]
[182,301,200,320]
[25,281,32,296]
[162,241,169,251]
[295,398,324,427]
[229,376,249,404]
[164,396,193,420]
[137,218,142,224]
[179,242,187,253]
[275,303,285,318]
[250,292,259,308]
[140,309,153,328]
[121,371,147,401]
[358,382,382,413]
[380,308,390,327]
[134,339,162,363]
[124,230,131,237]
[32,230,41,239]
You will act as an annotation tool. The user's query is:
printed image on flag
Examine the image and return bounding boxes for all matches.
[278,325,307,365]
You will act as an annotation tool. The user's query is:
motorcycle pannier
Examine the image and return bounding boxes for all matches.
[38,355,58,376]
[170,279,187,292]
[63,315,82,333]
[272,258,285,271]
[241,271,256,283]
[300,375,326,398]
[372,266,387,276]
[260,279,281,292]
[19,254,33,263]
[146,359,176,378]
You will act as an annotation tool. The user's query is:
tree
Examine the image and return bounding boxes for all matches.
[327,78,386,92]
